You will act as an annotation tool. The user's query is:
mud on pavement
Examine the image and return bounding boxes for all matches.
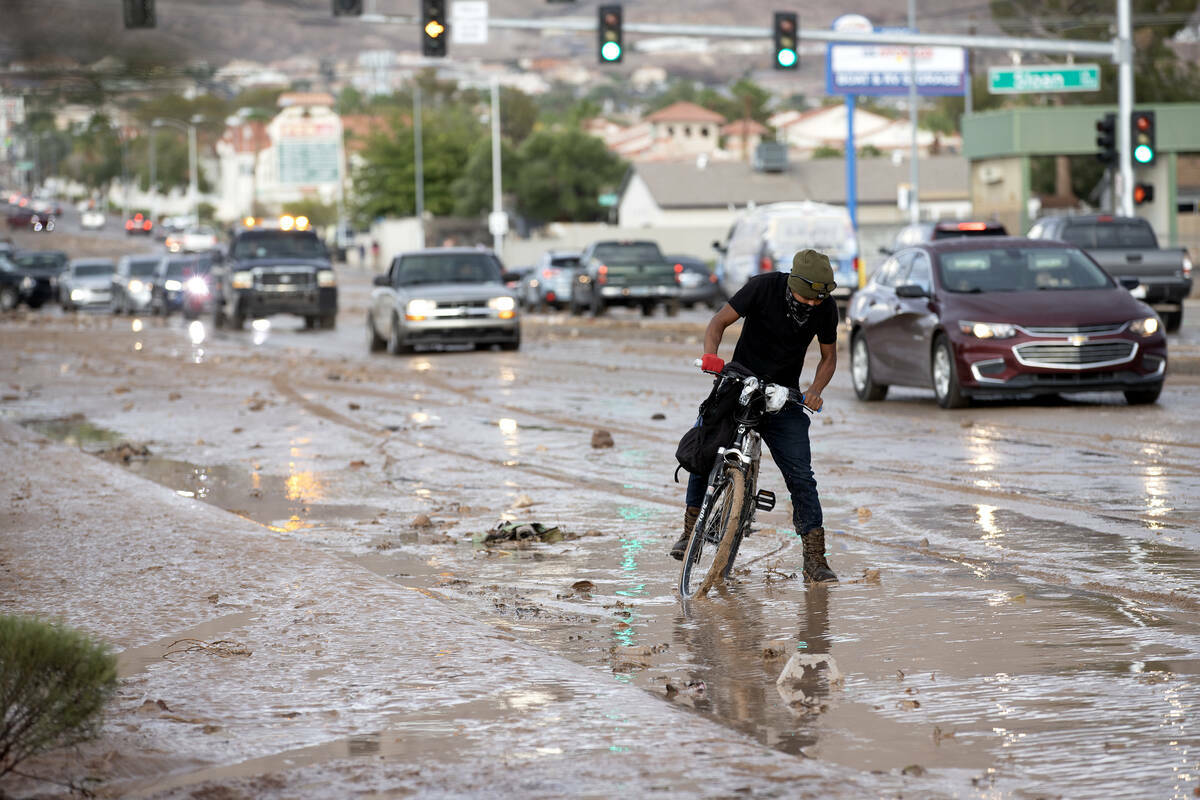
[1,272,1198,798]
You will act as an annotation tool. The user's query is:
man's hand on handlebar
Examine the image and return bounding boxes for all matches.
[802,389,824,412]
[699,354,725,374]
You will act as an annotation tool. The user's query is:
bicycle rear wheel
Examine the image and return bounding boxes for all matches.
[679,464,746,598]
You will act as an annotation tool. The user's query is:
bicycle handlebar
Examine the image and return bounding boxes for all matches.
[693,359,820,413]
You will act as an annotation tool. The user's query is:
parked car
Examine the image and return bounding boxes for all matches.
[111,254,163,314]
[166,225,220,254]
[125,213,154,235]
[368,248,520,353]
[570,240,680,317]
[80,209,106,230]
[713,201,861,303]
[1027,214,1192,332]
[213,227,337,330]
[60,259,116,311]
[667,254,725,309]
[0,254,36,311]
[522,250,581,311]
[882,220,1008,255]
[847,238,1167,408]
[150,254,217,317]
[11,249,68,308]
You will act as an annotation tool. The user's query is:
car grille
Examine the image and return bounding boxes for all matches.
[255,270,314,291]
[1019,323,1127,337]
[1013,341,1136,369]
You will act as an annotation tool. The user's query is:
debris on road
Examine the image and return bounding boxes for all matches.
[96,442,150,463]
[482,521,573,546]
[591,429,614,448]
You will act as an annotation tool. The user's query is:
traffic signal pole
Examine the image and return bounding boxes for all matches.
[1116,0,1134,216]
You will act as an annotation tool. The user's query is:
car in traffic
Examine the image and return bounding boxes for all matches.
[124,213,154,236]
[213,224,337,329]
[11,249,68,308]
[368,248,520,353]
[59,258,116,311]
[0,254,38,311]
[522,250,581,311]
[166,225,220,254]
[667,254,725,309]
[881,220,1009,255]
[80,209,106,230]
[149,254,218,317]
[1027,214,1192,332]
[111,254,164,314]
[847,238,1167,408]
[570,240,681,317]
[713,201,861,303]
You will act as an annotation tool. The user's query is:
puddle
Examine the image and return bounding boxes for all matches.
[22,416,381,533]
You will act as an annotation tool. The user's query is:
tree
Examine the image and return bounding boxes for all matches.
[511,129,626,223]
[500,87,539,145]
[282,198,338,228]
[812,145,843,159]
[451,138,519,218]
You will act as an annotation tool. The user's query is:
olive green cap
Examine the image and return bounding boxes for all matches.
[788,249,835,299]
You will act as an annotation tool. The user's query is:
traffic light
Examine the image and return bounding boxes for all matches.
[598,5,623,64]
[332,0,362,15]
[422,0,448,57]
[773,12,798,70]
[123,0,155,29]
[1133,183,1155,205]
[1131,110,1156,166]
[1095,112,1116,166]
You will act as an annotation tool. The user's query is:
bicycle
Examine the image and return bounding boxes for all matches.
[678,361,815,598]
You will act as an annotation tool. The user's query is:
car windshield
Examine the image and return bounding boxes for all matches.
[592,243,664,265]
[14,253,67,271]
[395,253,502,286]
[72,263,113,276]
[550,256,580,268]
[938,247,1112,293]
[128,258,160,276]
[232,232,326,260]
[768,216,857,259]
[165,257,212,278]
[1060,220,1158,249]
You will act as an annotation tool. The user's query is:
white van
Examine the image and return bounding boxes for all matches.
[713,201,861,301]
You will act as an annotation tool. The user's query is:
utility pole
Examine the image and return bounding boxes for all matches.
[1116,0,1134,215]
[490,77,503,254]
[907,0,919,226]
[413,84,425,248]
[149,130,157,223]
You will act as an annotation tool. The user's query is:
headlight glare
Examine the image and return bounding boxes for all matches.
[406,298,436,320]
[185,276,209,296]
[164,279,183,292]
[1130,316,1159,337]
[487,296,516,312]
[317,269,336,287]
[231,271,253,289]
[959,320,1016,339]
[127,279,144,293]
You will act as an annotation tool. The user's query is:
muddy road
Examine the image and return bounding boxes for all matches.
[2,266,1198,798]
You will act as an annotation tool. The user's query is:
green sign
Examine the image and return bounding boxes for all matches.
[988,64,1100,94]
[277,140,340,186]
[597,192,618,207]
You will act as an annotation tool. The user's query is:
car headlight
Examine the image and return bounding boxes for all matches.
[185,276,209,296]
[1182,253,1193,280]
[317,269,336,287]
[20,276,34,290]
[406,298,437,320]
[1130,316,1159,337]
[959,321,1017,339]
[488,296,515,312]
[231,271,253,289]
[164,279,183,292]
[127,279,144,293]
[70,288,86,300]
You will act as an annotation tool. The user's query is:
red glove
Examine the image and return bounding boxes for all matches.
[700,354,725,373]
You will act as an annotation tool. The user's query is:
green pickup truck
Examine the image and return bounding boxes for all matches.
[569,240,682,317]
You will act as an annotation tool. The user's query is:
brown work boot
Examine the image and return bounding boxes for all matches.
[802,527,838,583]
[670,506,701,561]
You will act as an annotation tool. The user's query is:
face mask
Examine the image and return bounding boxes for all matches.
[785,289,813,328]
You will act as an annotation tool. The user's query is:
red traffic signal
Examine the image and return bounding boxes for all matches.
[1133,183,1154,205]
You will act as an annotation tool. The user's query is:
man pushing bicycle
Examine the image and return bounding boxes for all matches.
[670,248,839,583]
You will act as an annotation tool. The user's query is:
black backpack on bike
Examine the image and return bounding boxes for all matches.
[674,363,750,476]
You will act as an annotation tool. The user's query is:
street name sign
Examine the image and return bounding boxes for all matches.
[451,1,488,45]
[987,64,1100,94]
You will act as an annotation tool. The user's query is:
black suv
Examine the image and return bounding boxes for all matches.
[570,240,681,317]
[213,228,338,329]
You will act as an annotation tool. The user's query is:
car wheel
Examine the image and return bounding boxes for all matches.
[931,335,968,409]
[500,338,520,352]
[589,291,606,317]
[665,300,680,317]
[1162,309,1182,333]
[229,303,245,330]
[851,332,888,401]
[1124,383,1162,405]
[568,290,583,317]
[640,302,654,317]
[303,315,316,329]
[387,314,408,355]
[367,313,386,352]
[321,313,336,329]
[0,286,18,311]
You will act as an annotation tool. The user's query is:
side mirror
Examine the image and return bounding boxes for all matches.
[372,274,390,287]
[1119,277,1140,291]
[878,246,893,256]
[895,284,930,299]
[502,271,522,284]
[712,240,726,253]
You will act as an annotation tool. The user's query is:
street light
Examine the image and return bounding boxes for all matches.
[152,115,203,226]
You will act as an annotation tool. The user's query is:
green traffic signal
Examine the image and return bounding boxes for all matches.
[776,48,797,68]
[601,41,622,62]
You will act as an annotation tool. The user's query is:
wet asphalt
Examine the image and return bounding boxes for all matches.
[1,263,1198,798]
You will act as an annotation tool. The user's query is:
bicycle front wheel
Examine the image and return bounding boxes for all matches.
[679,464,746,598]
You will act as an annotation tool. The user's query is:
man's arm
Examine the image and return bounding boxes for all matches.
[803,341,837,411]
[704,302,741,356]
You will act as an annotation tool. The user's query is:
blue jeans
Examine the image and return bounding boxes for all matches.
[685,404,822,535]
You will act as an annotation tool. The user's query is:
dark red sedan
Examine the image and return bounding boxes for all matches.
[848,238,1168,408]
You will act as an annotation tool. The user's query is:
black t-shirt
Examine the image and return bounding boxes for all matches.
[727,272,838,387]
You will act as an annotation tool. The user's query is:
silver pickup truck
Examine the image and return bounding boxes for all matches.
[1028,214,1193,332]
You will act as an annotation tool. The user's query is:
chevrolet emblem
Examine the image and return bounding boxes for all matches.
[1068,334,1088,346]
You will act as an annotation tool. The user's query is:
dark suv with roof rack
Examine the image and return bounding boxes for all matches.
[213,228,338,330]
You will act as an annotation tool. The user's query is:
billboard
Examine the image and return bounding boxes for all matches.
[275,117,341,186]
[826,18,966,97]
